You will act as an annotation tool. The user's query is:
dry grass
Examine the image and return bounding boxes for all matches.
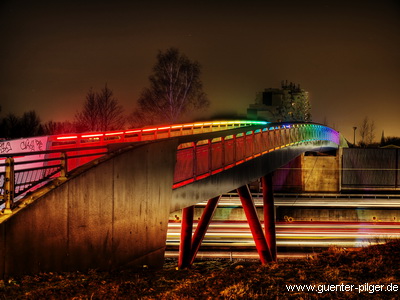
[1,240,399,299]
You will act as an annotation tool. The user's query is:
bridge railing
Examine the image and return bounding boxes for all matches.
[0,121,339,213]
[0,120,266,210]
[48,120,267,149]
[173,123,339,188]
[0,146,108,213]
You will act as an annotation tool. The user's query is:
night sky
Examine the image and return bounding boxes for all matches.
[1,0,399,141]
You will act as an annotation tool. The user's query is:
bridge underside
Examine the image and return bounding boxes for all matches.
[171,140,338,211]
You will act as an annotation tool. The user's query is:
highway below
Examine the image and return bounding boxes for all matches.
[166,193,400,259]
[166,221,400,259]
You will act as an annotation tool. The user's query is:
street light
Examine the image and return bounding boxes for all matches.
[353,127,357,146]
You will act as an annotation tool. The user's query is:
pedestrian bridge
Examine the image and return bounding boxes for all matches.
[0,120,341,277]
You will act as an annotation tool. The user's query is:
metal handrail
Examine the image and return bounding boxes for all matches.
[0,145,110,213]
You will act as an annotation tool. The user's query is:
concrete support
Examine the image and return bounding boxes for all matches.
[237,185,273,264]
[261,174,277,261]
[1,139,177,278]
[190,196,220,264]
[178,206,194,269]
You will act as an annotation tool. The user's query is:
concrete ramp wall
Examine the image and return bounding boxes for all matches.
[0,140,177,278]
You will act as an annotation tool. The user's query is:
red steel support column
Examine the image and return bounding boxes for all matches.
[178,205,194,269]
[262,174,277,261]
[237,185,273,264]
[190,196,221,264]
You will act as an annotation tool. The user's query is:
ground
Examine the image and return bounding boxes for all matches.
[1,240,399,299]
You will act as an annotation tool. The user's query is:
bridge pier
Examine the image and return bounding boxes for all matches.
[178,196,221,269]
[262,173,277,261]
[237,185,273,264]
[178,206,194,269]
[177,182,277,267]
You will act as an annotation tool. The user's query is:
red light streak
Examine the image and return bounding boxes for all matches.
[81,134,103,138]
[125,130,141,134]
[56,136,78,140]
[142,128,157,132]
[105,132,123,136]
[172,178,195,189]
[196,174,209,180]
[211,168,224,175]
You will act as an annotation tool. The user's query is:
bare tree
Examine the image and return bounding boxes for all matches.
[0,113,20,138]
[359,116,375,146]
[0,110,43,138]
[19,111,44,137]
[75,88,99,132]
[75,84,125,132]
[132,48,209,126]
[43,120,76,135]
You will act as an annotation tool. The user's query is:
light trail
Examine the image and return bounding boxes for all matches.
[166,221,400,249]
[199,195,400,208]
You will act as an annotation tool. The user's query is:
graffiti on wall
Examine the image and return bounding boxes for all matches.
[20,139,44,152]
[0,141,12,154]
[0,137,48,155]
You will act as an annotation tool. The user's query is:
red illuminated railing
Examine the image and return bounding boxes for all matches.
[46,120,268,176]
[172,123,339,188]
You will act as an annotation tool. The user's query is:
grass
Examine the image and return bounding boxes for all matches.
[1,240,399,299]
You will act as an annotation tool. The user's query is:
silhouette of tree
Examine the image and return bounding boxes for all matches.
[359,116,375,146]
[132,47,209,126]
[43,120,76,135]
[0,110,43,139]
[19,111,44,137]
[381,136,400,147]
[75,84,125,132]
[0,113,20,138]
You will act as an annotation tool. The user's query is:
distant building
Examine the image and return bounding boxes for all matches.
[247,81,309,122]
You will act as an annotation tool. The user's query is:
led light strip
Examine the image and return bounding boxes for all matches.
[55,120,270,141]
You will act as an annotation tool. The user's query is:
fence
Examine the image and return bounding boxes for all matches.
[342,148,400,189]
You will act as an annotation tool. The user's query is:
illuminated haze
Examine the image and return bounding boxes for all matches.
[0,0,399,141]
